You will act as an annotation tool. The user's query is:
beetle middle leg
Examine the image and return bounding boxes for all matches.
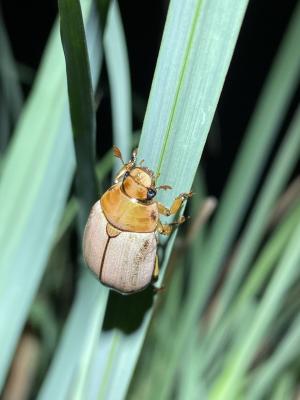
[157,192,193,217]
[157,216,186,236]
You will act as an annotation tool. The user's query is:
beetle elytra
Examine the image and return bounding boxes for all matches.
[82,146,192,295]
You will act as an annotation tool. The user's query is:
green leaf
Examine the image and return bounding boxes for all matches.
[0,8,23,153]
[59,0,95,143]
[104,1,132,162]
[90,1,249,399]
[38,273,107,400]
[59,0,98,229]
[0,0,101,390]
[39,3,131,399]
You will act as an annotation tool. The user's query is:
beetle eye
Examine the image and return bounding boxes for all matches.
[147,188,156,200]
[123,171,130,179]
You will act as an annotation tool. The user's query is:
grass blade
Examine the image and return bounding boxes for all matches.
[39,3,131,398]
[104,0,132,162]
[200,198,300,373]
[0,8,23,153]
[247,313,300,399]
[272,374,296,400]
[38,274,107,400]
[0,24,73,391]
[197,1,300,315]
[211,172,300,399]
[92,1,249,398]
[59,0,98,229]
[211,106,300,324]
[238,202,300,304]
[0,0,100,391]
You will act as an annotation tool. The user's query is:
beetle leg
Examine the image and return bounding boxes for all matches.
[152,254,165,291]
[157,192,193,216]
[152,255,159,281]
[153,284,165,294]
[113,165,129,183]
[157,216,186,236]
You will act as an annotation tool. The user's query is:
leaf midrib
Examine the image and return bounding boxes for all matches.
[157,0,203,176]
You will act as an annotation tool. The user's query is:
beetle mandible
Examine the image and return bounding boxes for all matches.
[82,146,192,295]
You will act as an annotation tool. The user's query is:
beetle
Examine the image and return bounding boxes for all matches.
[82,146,192,295]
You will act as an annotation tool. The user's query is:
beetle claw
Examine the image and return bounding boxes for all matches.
[153,284,165,294]
[176,191,193,200]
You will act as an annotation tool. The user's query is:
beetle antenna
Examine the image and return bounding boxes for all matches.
[113,145,125,165]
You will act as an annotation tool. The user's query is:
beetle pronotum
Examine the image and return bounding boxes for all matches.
[82,146,192,294]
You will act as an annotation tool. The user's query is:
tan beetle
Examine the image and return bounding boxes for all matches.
[83,146,192,294]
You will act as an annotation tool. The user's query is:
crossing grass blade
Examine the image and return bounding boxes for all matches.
[38,3,106,399]
[0,21,74,391]
[0,0,101,392]
[38,3,131,399]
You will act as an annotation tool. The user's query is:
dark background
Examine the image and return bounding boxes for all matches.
[1,0,299,197]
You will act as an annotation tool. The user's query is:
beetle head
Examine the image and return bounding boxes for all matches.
[122,167,157,202]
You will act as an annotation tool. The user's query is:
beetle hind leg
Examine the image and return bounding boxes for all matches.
[152,256,165,293]
[152,255,159,281]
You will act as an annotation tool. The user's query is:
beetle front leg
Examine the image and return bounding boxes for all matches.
[157,192,193,217]
[157,216,186,236]
[113,165,129,183]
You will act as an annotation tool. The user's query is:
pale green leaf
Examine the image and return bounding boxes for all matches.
[0,0,101,390]
[91,0,249,399]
